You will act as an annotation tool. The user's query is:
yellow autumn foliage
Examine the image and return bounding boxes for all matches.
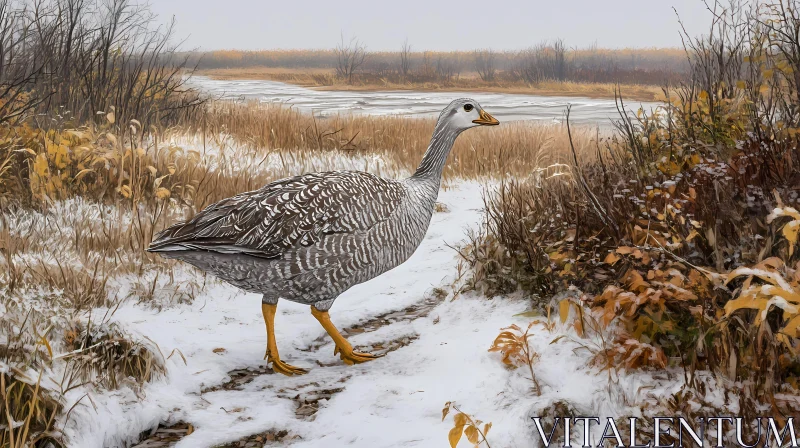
[21,124,183,204]
[441,402,492,448]
[724,206,800,349]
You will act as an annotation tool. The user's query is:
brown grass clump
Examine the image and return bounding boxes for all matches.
[1,297,64,445]
[61,321,166,392]
[1,371,62,448]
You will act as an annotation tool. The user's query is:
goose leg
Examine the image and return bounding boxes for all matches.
[262,303,308,376]
[310,306,383,365]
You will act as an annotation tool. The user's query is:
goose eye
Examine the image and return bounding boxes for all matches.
[463,104,474,112]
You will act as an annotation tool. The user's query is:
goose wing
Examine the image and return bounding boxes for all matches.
[147,171,406,258]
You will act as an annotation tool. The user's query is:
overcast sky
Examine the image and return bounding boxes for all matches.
[150,0,714,51]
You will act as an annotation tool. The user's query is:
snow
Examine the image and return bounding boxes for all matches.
[58,181,689,448]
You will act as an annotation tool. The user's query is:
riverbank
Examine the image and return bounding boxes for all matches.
[196,67,668,102]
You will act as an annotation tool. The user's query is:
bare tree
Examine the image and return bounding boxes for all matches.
[334,34,368,84]
[514,43,546,83]
[0,0,51,124]
[436,54,461,81]
[757,0,800,126]
[0,0,205,129]
[400,38,411,79]
[473,48,496,82]
[514,40,570,83]
[674,0,747,135]
[420,51,434,80]
[552,39,568,80]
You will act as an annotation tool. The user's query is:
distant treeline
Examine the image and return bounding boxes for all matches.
[188,44,689,85]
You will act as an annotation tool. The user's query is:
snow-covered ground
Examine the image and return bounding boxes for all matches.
[58,182,686,448]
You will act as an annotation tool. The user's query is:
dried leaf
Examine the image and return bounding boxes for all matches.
[155,187,171,199]
[616,246,634,255]
[604,252,621,265]
[118,184,132,198]
[724,294,770,317]
[782,315,800,338]
[454,413,467,428]
[15,147,36,156]
[559,300,570,324]
[783,221,799,257]
[449,426,464,448]
[40,336,53,359]
[154,174,168,189]
[626,270,650,292]
[74,168,94,180]
[465,425,479,444]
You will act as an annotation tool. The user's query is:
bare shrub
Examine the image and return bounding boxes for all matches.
[473,49,496,82]
[515,41,571,83]
[400,38,412,79]
[334,34,369,84]
[14,0,202,128]
[0,0,51,124]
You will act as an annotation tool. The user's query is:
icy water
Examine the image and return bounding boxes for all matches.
[190,76,661,126]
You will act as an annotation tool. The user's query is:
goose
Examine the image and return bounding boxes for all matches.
[147,98,499,375]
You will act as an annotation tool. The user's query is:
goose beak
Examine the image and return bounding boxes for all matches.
[473,109,499,126]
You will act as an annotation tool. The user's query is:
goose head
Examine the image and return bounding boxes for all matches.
[437,98,499,132]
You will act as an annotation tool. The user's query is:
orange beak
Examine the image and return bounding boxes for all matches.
[472,109,499,126]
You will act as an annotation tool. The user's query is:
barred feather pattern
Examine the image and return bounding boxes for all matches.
[149,171,440,310]
[148,98,475,310]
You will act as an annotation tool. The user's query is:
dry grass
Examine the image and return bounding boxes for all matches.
[1,371,61,447]
[198,100,599,180]
[197,67,667,102]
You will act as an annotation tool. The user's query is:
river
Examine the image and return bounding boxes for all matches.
[189,76,661,127]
